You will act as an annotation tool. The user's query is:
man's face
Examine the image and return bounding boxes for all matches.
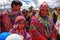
[40,6,48,18]
[13,4,20,11]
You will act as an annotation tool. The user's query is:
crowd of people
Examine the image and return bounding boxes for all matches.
[0,0,60,40]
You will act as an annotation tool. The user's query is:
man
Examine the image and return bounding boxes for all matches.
[2,0,23,32]
[29,2,57,40]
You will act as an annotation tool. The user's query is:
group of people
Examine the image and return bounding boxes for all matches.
[0,0,60,40]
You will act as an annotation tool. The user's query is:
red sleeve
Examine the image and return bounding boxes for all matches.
[29,30,46,40]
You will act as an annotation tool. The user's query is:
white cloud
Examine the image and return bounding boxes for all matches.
[0,0,60,9]
[0,0,8,4]
[37,0,60,8]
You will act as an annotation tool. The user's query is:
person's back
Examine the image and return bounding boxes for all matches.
[53,10,58,24]
[53,8,58,24]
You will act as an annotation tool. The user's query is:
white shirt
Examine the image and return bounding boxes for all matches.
[55,20,60,35]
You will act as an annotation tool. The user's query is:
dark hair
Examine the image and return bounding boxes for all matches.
[11,1,22,8]
[54,7,57,11]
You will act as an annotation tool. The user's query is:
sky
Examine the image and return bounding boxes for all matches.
[0,0,60,9]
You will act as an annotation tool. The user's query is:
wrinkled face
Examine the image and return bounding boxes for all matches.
[13,4,20,11]
[40,5,48,18]
[18,20,25,30]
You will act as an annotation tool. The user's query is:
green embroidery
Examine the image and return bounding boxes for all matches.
[29,24,37,30]
[38,17,50,27]
[38,17,50,35]
[13,15,17,19]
